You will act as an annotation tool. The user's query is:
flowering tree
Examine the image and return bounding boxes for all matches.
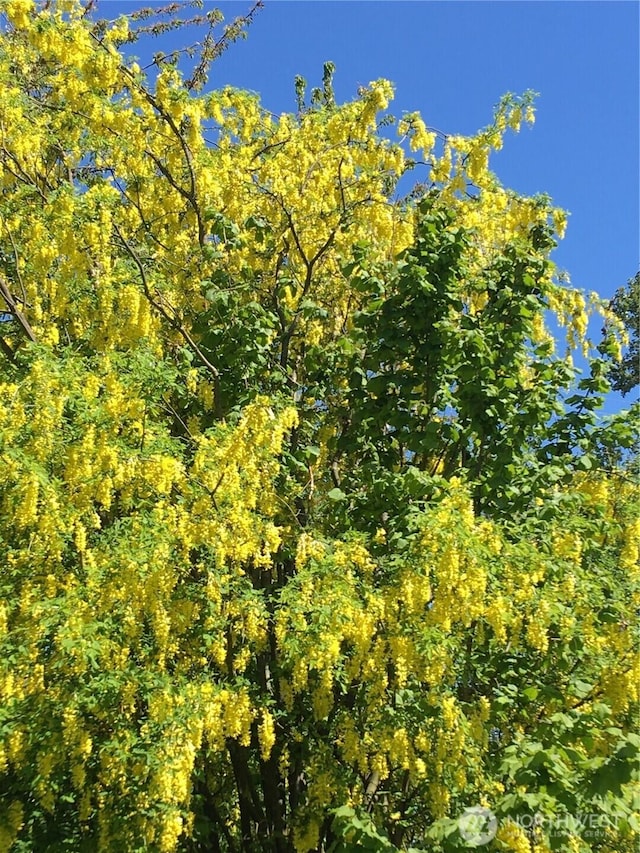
[0,2,638,851]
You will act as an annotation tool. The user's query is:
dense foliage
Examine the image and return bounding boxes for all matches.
[601,272,639,397]
[0,2,638,852]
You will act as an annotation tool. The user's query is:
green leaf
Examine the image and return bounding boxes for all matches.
[327,488,347,502]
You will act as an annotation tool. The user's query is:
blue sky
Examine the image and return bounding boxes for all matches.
[107,0,638,407]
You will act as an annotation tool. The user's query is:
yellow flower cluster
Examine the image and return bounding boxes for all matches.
[620,518,640,577]
[4,0,34,29]
[258,709,276,761]
[496,819,532,853]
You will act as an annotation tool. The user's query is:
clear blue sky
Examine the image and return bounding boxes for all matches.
[108,0,638,407]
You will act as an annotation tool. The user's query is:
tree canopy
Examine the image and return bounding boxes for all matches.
[0,2,638,852]
[601,272,639,398]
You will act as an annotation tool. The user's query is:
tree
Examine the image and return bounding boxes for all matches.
[601,273,640,397]
[0,3,638,852]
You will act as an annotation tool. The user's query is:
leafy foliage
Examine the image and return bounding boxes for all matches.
[0,3,637,852]
[601,272,640,397]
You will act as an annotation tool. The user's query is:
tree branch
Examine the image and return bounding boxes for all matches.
[0,277,36,343]
[113,224,220,379]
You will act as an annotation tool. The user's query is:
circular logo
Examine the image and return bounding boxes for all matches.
[458,806,498,847]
